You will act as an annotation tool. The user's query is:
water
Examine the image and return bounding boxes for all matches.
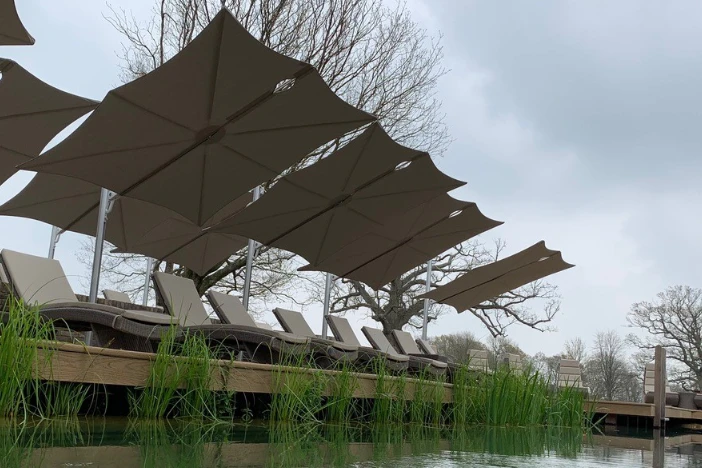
[1,419,699,467]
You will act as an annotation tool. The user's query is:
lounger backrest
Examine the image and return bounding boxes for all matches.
[273,308,315,337]
[468,349,489,370]
[557,359,583,387]
[499,353,522,369]
[392,329,422,354]
[103,289,132,303]
[256,322,273,330]
[1,249,77,305]
[416,338,438,355]
[326,315,362,347]
[152,272,210,326]
[206,290,257,327]
[0,262,9,285]
[361,326,404,360]
[643,362,671,394]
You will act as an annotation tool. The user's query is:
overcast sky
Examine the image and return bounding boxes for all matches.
[1,0,698,356]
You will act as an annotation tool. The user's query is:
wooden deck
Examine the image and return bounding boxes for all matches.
[32,342,702,425]
[586,400,702,423]
[34,341,453,402]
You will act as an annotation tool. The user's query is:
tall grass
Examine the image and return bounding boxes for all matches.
[129,326,236,420]
[408,368,445,426]
[270,351,326,422]
[324,360,358,423]
[370,357,406,424]
[448,365,587,428]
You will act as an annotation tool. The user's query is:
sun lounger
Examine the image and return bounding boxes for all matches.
[498,353,523,371]
[272,307,358,366]
[152,272,309,362]
[362,326,447,378]
[643,362,679,406]
[325,315,408,372]
[0,249,174,351]
[103,289,131,303]
[390,329,456,377]
[557,359,590,395]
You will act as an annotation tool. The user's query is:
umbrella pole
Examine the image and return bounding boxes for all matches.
[242,186,262,310]
[421,259,433,340]
[321,273,334,339]
[88,188,111,303]
[47,225,62,259]
[142,257,153,306]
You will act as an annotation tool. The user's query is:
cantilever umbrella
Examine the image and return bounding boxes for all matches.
[20,9,374,226]
[418,241,574,312]
[212,123,465,266]
[0,59,97,184]
[0,0,34,45]
[299,193,503,289]
[0,173,250,275]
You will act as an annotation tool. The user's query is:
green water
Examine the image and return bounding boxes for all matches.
[0,418,695,467]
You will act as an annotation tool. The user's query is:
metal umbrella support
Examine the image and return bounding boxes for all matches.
[321,273,335,339]
[47,225,62,259]
[88,188,115,303]
[242,185,262,310]
[142,257,154,306]
[421,259,433,340]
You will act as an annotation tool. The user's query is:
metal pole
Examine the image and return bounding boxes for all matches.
[242,185,262,310]
[142,257,153,306]
[88,188,110,303]
[47,225,62,259]
[421,259,433,340]
[321,273,333,339]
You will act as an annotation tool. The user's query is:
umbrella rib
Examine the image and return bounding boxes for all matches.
[27,140,195,165]
[339,125,376,192]
[110,92,195,133]
[261,152,427,247]
[0,144,34,160]
[0,104,97,122]
[226,118,375,136]
[339,208,472,279]
[1,192,97,216]
[116,65,315,200]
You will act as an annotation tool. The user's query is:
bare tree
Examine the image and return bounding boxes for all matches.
[586,330,633,401]
[628,285,702,390]
[329,239,562,336]
[563,337,587,362]
[430,331,486,365]
[528,352,562,383]
[486,336,525,369]
[93,0,448,299]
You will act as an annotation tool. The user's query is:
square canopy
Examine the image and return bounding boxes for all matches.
[21,9,374,226]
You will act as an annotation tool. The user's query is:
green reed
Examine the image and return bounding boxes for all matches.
[129,326,236,420]
[270,351,326,422]
[408,368,445,426]
[370,357,406,424]
[324,359,359,423]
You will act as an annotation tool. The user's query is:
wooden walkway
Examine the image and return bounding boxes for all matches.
[34,341,702,425]
[35,342,453,402]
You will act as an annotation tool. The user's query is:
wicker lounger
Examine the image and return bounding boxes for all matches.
[272,307,358,367]
[325,315,408,373]
[361,326,447,378]
[392,330,461,379]
[0,249,174,352]
[152,272,309,363]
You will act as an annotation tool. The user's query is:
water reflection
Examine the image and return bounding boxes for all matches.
[1,418,702,467]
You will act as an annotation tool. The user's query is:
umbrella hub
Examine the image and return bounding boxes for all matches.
[196,125,226,145]
[329,193,353,208]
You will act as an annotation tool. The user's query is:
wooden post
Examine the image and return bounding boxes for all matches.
[652,428,664,468]
[653,345,666,429]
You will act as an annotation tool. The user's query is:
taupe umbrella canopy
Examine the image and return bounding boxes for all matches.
[0,173,249,275]
[299,193,503,289]
[0,0,34,45]
[212,124,465,265]
[0,59,96,184]
[21,9,374,226]
[418,241,574,312]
